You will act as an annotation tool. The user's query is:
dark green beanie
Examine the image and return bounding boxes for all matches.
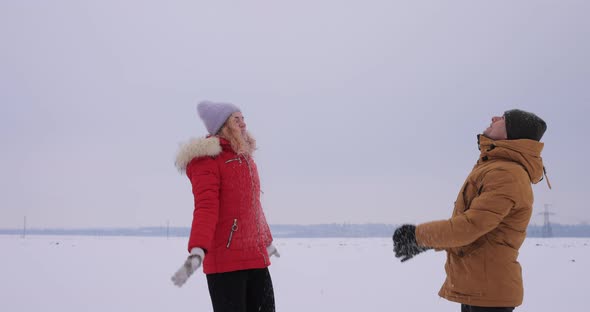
[504,109,547,141]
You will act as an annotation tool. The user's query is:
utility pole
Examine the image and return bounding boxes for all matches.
[22,216,27,239]
[539,204,555,238]
[166,220,170,240]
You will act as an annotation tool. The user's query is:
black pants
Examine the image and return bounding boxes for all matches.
[206,268,275,312]
[461,304,514,312]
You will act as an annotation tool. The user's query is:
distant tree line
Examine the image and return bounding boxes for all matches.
[1,223,590,238]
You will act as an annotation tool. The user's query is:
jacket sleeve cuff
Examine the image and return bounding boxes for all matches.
[190,247,205,259]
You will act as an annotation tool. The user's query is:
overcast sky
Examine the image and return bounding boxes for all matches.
[1,1,589,229]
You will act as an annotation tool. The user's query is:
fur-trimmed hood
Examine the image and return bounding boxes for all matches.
[175,137,222,173]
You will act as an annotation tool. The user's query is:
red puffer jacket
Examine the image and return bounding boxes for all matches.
[175,136,273,274]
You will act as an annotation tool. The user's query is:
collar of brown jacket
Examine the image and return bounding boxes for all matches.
[477,134,546,185]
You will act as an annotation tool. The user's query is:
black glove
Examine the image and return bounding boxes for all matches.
[392,224,430,262]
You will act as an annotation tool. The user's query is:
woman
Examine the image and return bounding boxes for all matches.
[172,101,279,312]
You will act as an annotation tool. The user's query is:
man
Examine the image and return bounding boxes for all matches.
[392,109,548,312]
[171,101,279,312]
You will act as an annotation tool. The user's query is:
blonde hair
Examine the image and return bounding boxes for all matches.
[218,124,257,156]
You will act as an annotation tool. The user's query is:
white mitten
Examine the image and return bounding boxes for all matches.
[267,244,280,258]
[171,247,205,287]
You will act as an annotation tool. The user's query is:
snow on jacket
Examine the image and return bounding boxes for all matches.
[416,135,546,307]
[175,136,273,274]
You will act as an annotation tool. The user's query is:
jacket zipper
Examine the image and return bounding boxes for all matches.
[225,157,242,164]
[226,219,238,248]
[225,156,242,248]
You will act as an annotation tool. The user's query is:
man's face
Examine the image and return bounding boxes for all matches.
[483,115,508,140]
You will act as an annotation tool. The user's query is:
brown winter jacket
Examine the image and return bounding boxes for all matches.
[415,135,546,308]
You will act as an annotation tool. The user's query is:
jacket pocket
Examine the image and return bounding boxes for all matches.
[447,243,488,296]
[455,236,487,258]
[226,219,239,248]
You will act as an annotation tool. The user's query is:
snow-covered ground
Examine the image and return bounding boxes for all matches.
[1,235,587,311]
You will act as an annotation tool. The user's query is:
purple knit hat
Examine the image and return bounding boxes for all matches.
[197,101,241,135]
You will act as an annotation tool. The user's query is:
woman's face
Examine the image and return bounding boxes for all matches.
[225,112,246,134]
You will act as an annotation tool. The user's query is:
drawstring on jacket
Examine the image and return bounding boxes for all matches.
[543,166,552,190]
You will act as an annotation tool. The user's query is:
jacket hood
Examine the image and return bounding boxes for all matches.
[477,134,545,184]
[175,136,223,172]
